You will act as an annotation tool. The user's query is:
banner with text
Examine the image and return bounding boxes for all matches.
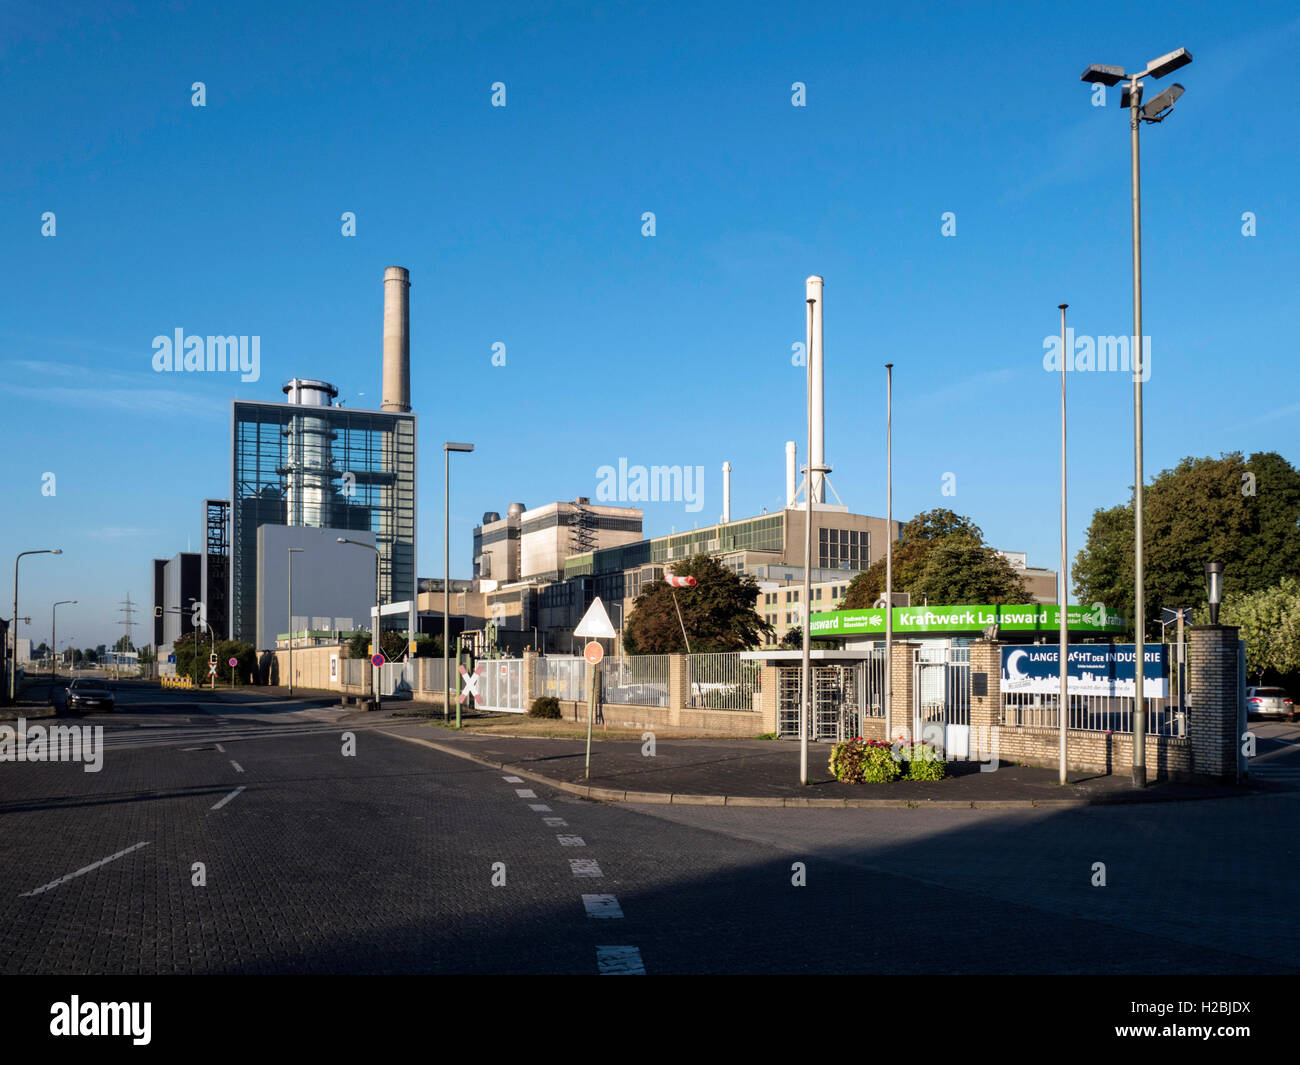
[1000,643,1168,698]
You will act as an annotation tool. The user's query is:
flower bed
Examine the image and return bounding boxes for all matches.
[828,737,948,783]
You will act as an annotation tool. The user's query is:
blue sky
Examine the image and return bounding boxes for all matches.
[3,0,1298,648]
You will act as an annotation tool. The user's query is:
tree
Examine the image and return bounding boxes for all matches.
[1074,451,1300,633]
[842,508,1031,608]
[779,626,837,650]
[1196,578,1300,684]
[114,634,135,653]
[173,631,254,685]
[623,554,773,653]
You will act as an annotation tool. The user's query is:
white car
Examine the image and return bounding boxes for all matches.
[1246,687,1295,720]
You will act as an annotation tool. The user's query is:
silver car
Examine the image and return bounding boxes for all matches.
[1246,686,1295,720]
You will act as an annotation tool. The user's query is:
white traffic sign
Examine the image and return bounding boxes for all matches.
[208,664,218,677]
[574,596,618,639]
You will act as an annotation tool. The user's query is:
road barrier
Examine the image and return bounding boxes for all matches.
[161,675,194,689]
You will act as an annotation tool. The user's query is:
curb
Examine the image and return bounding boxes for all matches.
[377,728,1257,809]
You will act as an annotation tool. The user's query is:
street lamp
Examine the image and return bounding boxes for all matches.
[288,547,303,694]
[443,442,475,725]
[50,599,76,692]
[187,598,217,689]
[10,548,62,702]
[1205,561,1224,625]
[337,538,381,708]
[1081,45,1192,788]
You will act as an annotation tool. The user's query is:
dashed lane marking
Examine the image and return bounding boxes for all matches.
[557,835,586,847]
[503,775,524,783]
[211,786,246,810]
[230,760,244,773]
[596,945,645,974]
[582,894,624,919]
[515,788,537,799]
[215,744,225,753]
[569,859,603,878]
[19,842,151,898]
[529,804,552,812]
[543,817,568,828]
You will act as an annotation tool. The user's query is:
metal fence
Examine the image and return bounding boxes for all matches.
[340,658,368,687]
[602,654,671,707]
[477,658,527,712]
[414,657,449,694]
[1001,691,1182,736]
[686,652,761,711]
[534,656,588,702]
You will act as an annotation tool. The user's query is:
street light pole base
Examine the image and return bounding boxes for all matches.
[1131,766,1147,788]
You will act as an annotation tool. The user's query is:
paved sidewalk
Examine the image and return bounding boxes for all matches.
[378,723,1267,807]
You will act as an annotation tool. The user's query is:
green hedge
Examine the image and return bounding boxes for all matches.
[528,696,562,719]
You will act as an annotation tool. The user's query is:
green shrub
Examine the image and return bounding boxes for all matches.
[901,741,947,781]
[828,738,901,783]
[528,696,562,719]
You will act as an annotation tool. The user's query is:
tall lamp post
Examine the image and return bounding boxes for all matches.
[1081,46,1192,787]
[337,538,381,708]
[51,599,76,692]
[10,548,62,702]
[187,598,217,689]
[443,442,475,724]
[884,363,893,743]
[287,547,303,694]
[1057,304,1069,785]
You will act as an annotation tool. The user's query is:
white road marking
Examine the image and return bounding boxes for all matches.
[215,743,225,753]
[515,788,537,799]
[582,894,624,918]
[596,945,645,974]
[19,841,151,898]
[543,816,568,828]
[529,804,552,812]
[211,786,246,810]
[503,775,524,783]
[557,835,586,847]
[230,760,244,773]
[569,859,603,877]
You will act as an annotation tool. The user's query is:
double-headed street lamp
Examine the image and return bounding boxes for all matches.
[337,538,381,708]
[444,442,475,726]
[1081,45,1192,788]
[10,548,62,702]
[51,599,76,690]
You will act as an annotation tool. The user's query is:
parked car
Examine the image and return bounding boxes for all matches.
[1246,686,1295,720]
[65,678,115,713]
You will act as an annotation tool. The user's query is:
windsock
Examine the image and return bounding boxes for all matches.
[665,575,697,588]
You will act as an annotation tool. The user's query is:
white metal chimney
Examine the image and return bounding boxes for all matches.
[382,266,411,413]
[785,441,797,506]
[721,461,732,523]
[805,275,824,504]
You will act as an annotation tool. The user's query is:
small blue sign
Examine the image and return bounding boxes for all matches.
[168,654,176,664]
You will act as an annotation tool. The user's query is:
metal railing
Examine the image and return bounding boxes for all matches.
[686,652,761,711]
[534,656,587,702]
[602,654,671,707]
[1001,691,1183,737]
[340,658,368,687]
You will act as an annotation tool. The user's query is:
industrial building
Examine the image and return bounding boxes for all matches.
[153,266,419,655]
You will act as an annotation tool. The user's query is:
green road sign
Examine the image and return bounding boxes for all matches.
[808,603,1126,638]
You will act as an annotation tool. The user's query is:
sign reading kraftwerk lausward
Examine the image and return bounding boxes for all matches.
[808,603,1126,637]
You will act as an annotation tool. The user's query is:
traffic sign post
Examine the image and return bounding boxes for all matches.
[574,600,617,779]
[228,656,237,690]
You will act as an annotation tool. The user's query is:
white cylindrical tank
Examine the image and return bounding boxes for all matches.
[721,462,731,523]
[785,441,797,506]
[382,266,411,413]
[281,378,340,527]
[805,275,824,504]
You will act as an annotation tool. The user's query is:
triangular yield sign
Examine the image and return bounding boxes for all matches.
[574,596,618,639]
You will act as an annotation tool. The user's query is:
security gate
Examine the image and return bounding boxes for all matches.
[475,657,526,713]
[913,647,970,757]
[778,664,870,741]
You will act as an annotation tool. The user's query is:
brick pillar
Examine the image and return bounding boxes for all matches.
[886,642,917,743]
[968,639,1000,733]
[759,663,779,734]
[522,649,537,711]
[668,654,688,727]
[1187,625,1241,780]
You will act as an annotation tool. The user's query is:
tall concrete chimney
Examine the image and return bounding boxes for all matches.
[805,275,824,504]
[785,441,797,506]
[382,266,411,413]
[721,461,732,523]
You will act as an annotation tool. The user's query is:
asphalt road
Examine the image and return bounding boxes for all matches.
[2,685,1297,974]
